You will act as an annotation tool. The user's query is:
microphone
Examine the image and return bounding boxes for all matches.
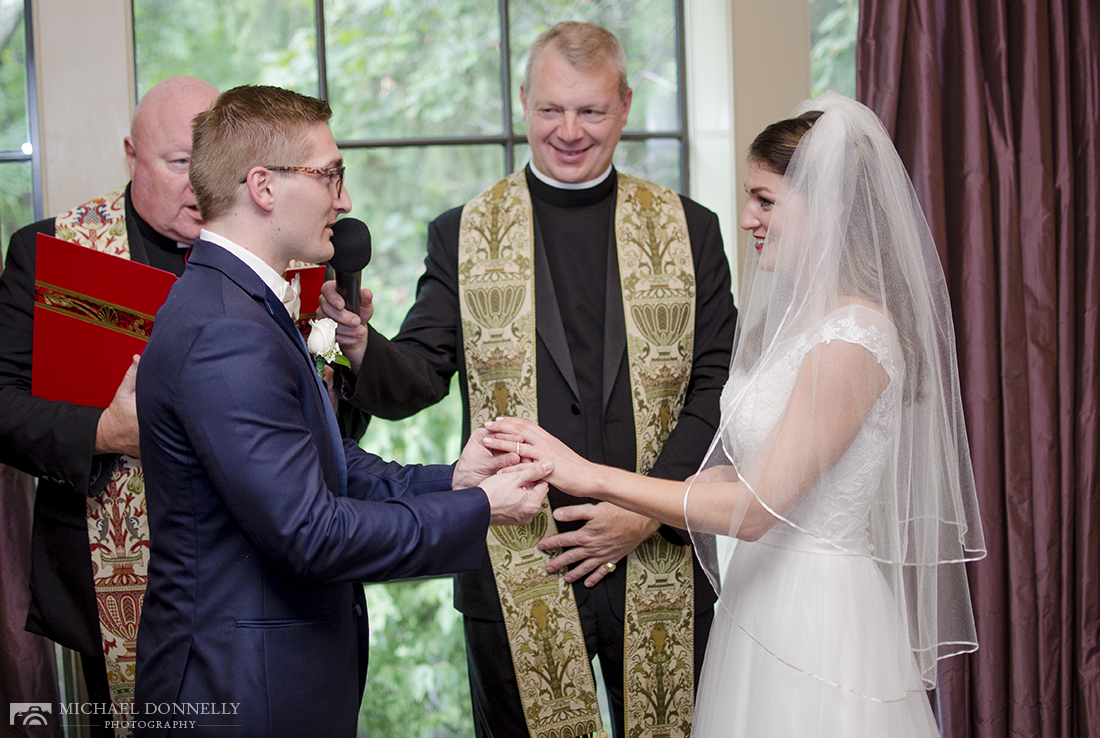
[328,218,372,316]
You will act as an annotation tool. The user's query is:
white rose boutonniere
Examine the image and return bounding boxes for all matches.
[306,318,350,376]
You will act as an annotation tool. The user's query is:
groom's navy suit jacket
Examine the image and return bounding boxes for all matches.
[134,240,490,737]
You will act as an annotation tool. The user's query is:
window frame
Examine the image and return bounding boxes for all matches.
[0,0,43,227]
[309,0,691,193]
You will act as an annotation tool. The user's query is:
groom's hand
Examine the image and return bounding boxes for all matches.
[480,462,553,526]
[452,427,522,489]
[538,503,660,587]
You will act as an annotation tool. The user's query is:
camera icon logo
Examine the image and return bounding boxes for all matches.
[10,703,52,726]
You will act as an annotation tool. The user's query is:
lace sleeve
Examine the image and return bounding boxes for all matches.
[813,304,903,382]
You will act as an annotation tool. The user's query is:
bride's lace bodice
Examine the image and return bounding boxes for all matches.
[720,305,903,541]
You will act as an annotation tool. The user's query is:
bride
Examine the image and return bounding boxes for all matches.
[485,91,986,736]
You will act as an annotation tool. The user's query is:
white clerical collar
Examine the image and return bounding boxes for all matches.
[200,229,297,316]
[529,161,613,190]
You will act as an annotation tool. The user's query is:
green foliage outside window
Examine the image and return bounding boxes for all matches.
[0,0,33,255]
[0,161,31,261]
[810,0,858,99]
[325,0,503,141]
[358,577,470,736]
[133,0,318,98]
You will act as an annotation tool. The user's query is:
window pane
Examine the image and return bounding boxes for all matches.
[810,0,857,98]
[508,0,680,135]
[345,144,499,738]
[360,578,471,737]
[326,0,503,141]
[133,0,318,96]
[615,138,681,190]
[0,161,33,260]
[341,144,504,339]
[341,144,504,466]
[0,2,29,152]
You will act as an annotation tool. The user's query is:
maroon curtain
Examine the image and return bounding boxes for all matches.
[857,1,1099,736]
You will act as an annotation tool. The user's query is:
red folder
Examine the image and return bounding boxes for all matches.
[286,263,327,331]
[32,233,327,408]
[32,234,177,408]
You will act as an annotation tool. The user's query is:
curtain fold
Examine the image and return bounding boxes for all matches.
[857,1,1099,736]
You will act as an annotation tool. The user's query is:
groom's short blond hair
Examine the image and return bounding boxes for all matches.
[190,85,332,222]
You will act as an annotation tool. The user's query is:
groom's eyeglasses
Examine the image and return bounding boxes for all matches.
[240,166,346,198]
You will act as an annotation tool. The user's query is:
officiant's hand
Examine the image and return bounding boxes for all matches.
[541,503,659,587]
[95,354,141,458]
[318,280,374,374]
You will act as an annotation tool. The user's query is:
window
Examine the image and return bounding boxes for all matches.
[0,0,38,257]
[134,0,686,461]
[810,0,858,98]
[133,2,684,733]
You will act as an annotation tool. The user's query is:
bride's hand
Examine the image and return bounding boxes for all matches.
[483,417,595,498]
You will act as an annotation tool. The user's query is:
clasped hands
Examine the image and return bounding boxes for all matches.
[481,417,659,587]
[452,427,554,527]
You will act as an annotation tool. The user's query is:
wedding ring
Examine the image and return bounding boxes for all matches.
[602,562,617,574]
[516,441,521,456]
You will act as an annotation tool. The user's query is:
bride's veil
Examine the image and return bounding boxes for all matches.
[684,91,985,695]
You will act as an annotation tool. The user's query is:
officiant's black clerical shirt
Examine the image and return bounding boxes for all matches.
[527,166,617,469]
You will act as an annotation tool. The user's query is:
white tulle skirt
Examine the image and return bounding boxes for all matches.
[692,527,940,737]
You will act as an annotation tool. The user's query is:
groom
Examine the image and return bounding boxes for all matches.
[134,85,550,737]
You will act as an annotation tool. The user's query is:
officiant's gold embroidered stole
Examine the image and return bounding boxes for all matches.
[54,186,144,735]
[459,171,697,738]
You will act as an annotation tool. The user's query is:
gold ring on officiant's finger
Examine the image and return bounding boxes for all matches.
[602,562,617,574]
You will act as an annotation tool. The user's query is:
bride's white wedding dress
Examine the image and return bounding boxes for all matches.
[692,306,940,737]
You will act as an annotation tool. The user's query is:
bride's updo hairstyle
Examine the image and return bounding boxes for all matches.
[747,110,822,175]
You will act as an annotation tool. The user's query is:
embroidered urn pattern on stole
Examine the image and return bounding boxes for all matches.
[614,175,696,738]
[55,186,147,737]
[86,457,148,709]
